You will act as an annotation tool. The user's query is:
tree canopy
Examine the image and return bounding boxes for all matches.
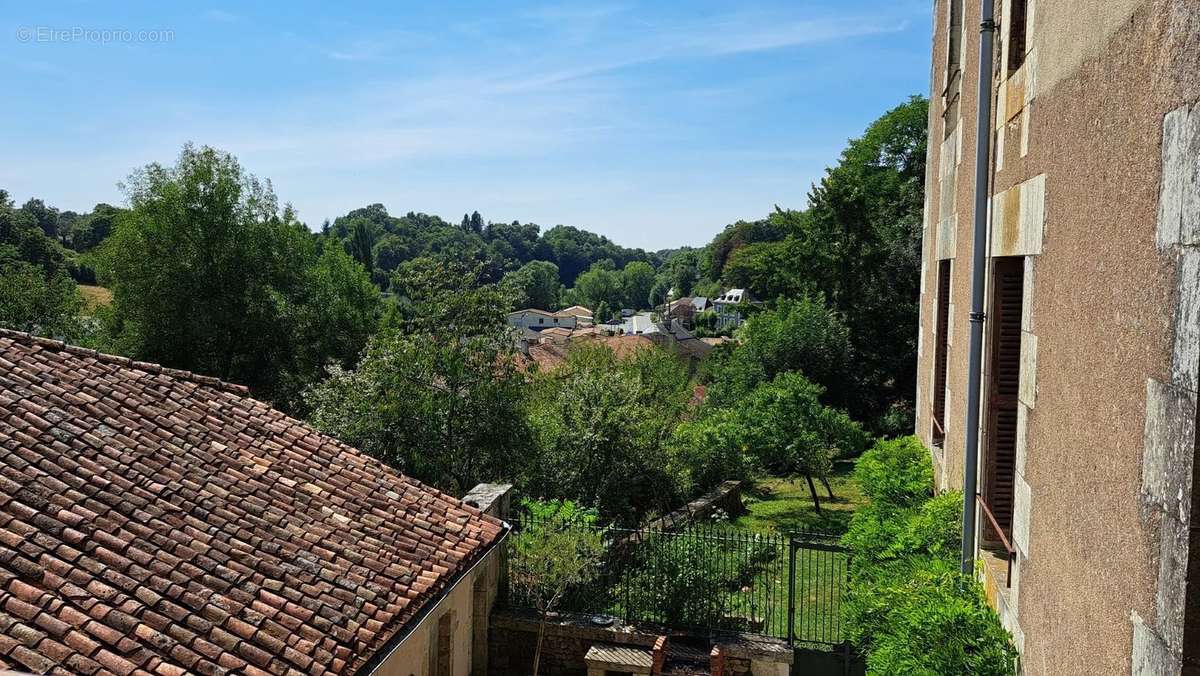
[97,144,379,408]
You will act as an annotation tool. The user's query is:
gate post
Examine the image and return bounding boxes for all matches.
[786,536,797,647]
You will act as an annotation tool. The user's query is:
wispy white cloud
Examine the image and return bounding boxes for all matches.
[2,1,930,246]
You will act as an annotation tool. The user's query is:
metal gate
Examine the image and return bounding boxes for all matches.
[506,517,851,649]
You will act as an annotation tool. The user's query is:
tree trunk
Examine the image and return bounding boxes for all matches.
[804,474,823,514]
[820,476,835,499]
[532,614,547,676]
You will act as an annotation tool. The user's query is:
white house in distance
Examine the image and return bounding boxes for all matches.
[713,288,751,329]
[507,306,594,332]
[556,305,594,326]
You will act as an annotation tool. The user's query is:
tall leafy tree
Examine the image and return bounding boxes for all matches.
[0,259,84,338]
[307,261,530,493]
[621,260,656,309]
[570,261,625,313]
[98,144,378,405]
[20,198,59,240]
[706,96,928,432]
[523,342,692,523]
[501,260,562,310]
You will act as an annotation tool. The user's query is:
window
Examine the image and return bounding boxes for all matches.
[931,261,953,446]
[943,0,964,137]
[947,0,963,74]
[1007,0,1028,72]
[432,611,454,676]
[982,257,1024,541]
[538,317,544,325]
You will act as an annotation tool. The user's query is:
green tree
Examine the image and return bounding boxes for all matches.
[524,342,692,523]
[20,198,59,240]
[0,259,84,338]
[620,260,656,309]
[662,249,701,296]
[510,500,605,676]
[704,96,928,433]
[280,246,381,410]
[97,144,376,404]
[501,260,561,310]
[307,262,529,493]
[737,373,868,512]
[703,218,786,281]
[668,407,750,496]
[570,261,625,313]
[346,218,380,273]
[371,233,411,272]
[704,296,854,411]
[66,203,123,251]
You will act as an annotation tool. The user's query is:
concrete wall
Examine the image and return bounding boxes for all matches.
[915,1,1200,673]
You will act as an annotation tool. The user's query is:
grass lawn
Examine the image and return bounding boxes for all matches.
[725,459,866,646]
[731,459,865,536]
[78,285,113,313]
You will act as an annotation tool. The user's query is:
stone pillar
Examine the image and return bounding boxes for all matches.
[462,483,513,676]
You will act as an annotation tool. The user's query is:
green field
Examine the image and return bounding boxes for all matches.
[77,284,113,313]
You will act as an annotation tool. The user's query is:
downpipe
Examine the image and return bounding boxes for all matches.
[960,2,997,577]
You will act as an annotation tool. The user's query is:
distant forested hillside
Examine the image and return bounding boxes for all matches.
[1,94,926,432]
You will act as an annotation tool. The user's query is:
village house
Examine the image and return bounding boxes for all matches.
[663,297,711,329]
[0,329,510,676]
[554,306,594,327]
[506,308,576,332]
[914,1,1200,674]
[712,289,750,330]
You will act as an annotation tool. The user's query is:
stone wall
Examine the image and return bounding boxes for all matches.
[643,480,746,532]
[462,483,513,676]
[487,610,790,676]
[489,610,659,676]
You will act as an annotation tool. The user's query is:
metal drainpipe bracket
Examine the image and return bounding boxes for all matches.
[969,311,987,323]
[980,19,997,33]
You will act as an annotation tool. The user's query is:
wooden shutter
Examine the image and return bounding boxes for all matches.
[932,261,952,445]
[984,257,1024,538]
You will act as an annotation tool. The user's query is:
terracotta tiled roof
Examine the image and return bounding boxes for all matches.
[0,329,505,676]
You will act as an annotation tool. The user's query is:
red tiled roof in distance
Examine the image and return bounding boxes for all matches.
[0,329,505,675]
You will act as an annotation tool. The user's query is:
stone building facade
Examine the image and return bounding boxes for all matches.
[914,1,1200,673]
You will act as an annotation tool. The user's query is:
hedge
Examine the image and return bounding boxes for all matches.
[842,436,1017,675]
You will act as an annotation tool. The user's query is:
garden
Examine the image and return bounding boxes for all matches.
[507,436,1020,676]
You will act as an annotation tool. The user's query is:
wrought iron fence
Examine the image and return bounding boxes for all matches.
[504,513,849,646]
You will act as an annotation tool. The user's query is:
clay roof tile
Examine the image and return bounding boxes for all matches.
[0,329,505,674]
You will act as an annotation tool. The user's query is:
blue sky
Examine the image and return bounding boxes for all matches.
[1,1,932,250]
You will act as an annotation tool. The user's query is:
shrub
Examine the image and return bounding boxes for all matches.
[842,436,1016,676]
[854,435,933,509]
[856,559,1017,676]
[888,491,963,562]
[617,533,775,630]
[843,490,963,567]
[668,408,752,496]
